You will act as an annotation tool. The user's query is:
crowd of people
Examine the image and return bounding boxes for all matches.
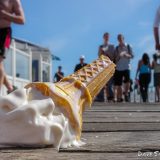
[55,4,160,103]
[62,31,160,103]
[96,32,134,103]
[54,32,134,103]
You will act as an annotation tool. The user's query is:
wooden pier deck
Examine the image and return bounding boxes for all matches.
[1,102,160,160]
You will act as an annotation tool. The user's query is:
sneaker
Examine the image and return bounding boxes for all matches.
[117,98,123,103]
[107,96,114,102]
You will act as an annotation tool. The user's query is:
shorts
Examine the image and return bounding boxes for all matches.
[0,27,12,58]
[154,73,160,87]
[114,70,130,86]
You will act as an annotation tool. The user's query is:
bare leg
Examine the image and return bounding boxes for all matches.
[124,82,130,102]
[3,74,13,92]
[158,86,160,102]
[113,86,117,101]
[112,84,115,101]
[117,85,122,101]
[156,86,160,102]
[0,57,13,92]
[124,82,130,95]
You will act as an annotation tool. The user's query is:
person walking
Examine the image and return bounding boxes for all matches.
[152,53,160,102]
[98,32,115,102]
[74,55,87,72]
[154,6,160,50]
[54,66,64,82]
[136,53,151,102]
[0,0,25,93]
[114,34,133,102]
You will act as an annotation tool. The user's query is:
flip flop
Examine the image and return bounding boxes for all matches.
[7,85,18,94]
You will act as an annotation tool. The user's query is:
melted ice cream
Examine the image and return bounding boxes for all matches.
[0,88,85,150]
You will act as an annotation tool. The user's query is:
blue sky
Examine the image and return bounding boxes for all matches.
[12,0,159,78]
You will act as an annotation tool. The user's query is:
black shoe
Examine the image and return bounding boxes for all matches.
[117,98,123,103]
[94,98,105,102]
[125,95,130,102]
[107,96,114,102]
[107,96,113,101]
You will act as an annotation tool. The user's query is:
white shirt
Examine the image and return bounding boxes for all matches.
[154,6,160,28]
[115,44,133,71]
[99,44,115,61]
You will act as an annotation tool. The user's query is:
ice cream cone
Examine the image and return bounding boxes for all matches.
[25,55,115,139]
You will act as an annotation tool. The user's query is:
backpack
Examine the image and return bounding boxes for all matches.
[116,44,132,55]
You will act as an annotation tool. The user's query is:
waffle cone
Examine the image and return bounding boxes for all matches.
[61,55,115,100]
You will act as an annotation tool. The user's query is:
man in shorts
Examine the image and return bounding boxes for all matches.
[154,5,160,50]
[0,0,25,92]
[114,34,133,102]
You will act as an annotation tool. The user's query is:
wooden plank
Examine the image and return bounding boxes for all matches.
[83,122,160,132]
[61,132,160,152]
[1,103,160,160]
[0,150,155,160]
[91,103,160,110]
[89,106,160,111]
[93,102,160,107]
[83,112,160,123]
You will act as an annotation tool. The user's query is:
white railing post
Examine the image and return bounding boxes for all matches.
[29,48,32,82]
[39,54,42,82]
[50,55,52,82]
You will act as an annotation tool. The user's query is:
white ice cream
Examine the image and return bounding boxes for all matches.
[0,88,85,150]
[0,56,114,150]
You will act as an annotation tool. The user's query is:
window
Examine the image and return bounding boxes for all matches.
[32,60,39,82]
[42,56,51,63]
[4,48,13,76]
[16,51,30,80]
